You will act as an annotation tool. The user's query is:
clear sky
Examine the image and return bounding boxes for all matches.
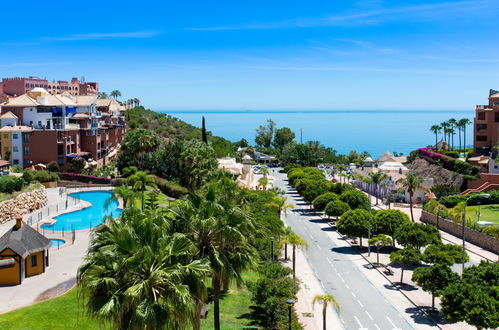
[1,0,498,110]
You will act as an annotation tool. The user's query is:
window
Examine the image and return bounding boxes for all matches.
[476,124,487,130]
[13,159,19,165]
[495,112,499,122]
[57,157,64,165]
[2,134,7,139]
[24,146,29,156]
[478,112,486,120]
[12,146,18,152]
[477,135,487,141]
[31,255,37,267]
[12,133,18,139]
[24,134,29,143]
[494,102,499,106]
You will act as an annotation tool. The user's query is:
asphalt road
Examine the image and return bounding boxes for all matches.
[271,169,434,330]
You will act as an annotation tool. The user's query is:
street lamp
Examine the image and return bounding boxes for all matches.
[286,299,295,330]
[270,237,275,262]
[462,193,489,273]
[367,195,372,257]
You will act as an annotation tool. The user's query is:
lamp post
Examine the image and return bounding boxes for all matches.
[462,193,489,273]
[286,299,295,330]
[367,195,372,257]
[270,237,275,262]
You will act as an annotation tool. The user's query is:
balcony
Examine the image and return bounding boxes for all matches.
[476,105,493,111]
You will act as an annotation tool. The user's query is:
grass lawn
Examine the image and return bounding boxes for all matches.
[467,204,499,224]
[0,273,259,330]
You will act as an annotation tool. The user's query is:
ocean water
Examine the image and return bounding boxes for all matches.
[161,110,474,158]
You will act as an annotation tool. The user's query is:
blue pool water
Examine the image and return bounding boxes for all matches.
[50,239,65,248]
[41,191,123,231]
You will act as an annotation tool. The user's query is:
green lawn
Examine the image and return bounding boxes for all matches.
[0,273,258,330]
[467,204,499,224]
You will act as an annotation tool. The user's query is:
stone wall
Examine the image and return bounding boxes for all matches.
[0,187,48,224]
[420,210,499,254]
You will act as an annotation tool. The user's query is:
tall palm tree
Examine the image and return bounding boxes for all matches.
[459,118,471,155]
[430,125,441,150]
[260,166,269,178]
[279,227,294,260]
[440,121,449,145]
[271,196,294,216]
[127,171,156,210]
[78,211,210,329]
[312,294,340,330]
[105,184,136,209]
[397,173,424,222]
[429,201,447,229]
[258,177,269,190]
[448,118,457,150]
[455,120,464,154]
[110,90,121,100]
[368,170,388,205]
[98,92,108,99]
[288,232,309,278]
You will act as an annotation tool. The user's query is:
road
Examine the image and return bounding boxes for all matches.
[271,169,437,330]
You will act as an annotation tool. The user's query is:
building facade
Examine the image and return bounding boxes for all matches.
[473,89,499,154]
[0,88,125,170]
[0,76,99,98]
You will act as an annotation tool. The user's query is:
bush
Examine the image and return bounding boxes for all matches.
[312,192,338,211]
[325,200,350,219]
[11,165,23,173]
[440,191,499,208]
[329,182,354,194]
[46,161,60,172]
[58,173,110,184]
[23,170,59,183]
[431,184,458,198]
[0,176,24,193]
[444,151,459,158]
[121,166,138,178]
[482,225,499,238]
[339,190,369,210]
[154,176,188,198]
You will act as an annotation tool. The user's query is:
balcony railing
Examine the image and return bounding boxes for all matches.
[476,105,493,110]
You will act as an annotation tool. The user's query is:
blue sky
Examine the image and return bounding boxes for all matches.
[1,0,498,110]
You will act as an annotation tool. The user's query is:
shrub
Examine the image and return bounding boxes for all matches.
[0,175,24,193]
[440,191,499,208]
[154,176,188,198]
[23,170,59,183]
[444,151,459,158]
[482,225,499,238]
[59,173,110,184]
[339,189,369,210]
[11,165,23,173]
[312,192,338,211]
[329,182,354,195]
[46,161,60,172]
[121,166,138,178]
[431,184,458,198]
[325,200,350,219]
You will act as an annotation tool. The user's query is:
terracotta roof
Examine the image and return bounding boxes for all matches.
[490,93,499,98]
[1,94,38,107]
[0,125,33,132]
[76,95,97,106]
[0,111,18,119]
[72,113,89,119]
[0,222,50,258]
[378,152,397,163]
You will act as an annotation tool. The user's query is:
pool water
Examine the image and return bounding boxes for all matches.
[40,191,123,231]
[50,239,65,248]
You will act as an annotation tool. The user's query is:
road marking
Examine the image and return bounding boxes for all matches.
[386,316,400,329]
[374,324,381,330]
[309,234,314,240]
[365,311,373,320]
[345,284,350,289]
[357,299,364,307]
[340,278,345,283]
[354,316,364,329]
[327,257,332,264]
[351,292,357,298]
[317,245,322,251]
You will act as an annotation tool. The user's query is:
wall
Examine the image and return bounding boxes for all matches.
[0,132,11,161]
[420,210,499,254]
[466,173,499,190]
[22,108,51,128]
[24,130,58,168]
[10,131,23,166]
[25,251,44,277]
[0,248,21,285]
[0,187,48,225]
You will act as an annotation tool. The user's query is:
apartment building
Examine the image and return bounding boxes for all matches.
[0,76,98,98]
[473,89,499,154]
[0,88,125,170]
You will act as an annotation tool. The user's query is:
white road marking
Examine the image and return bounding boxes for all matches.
[317,245,322,251]
[354,316,364,328]
[374,324,381,330]
[340,278,345,283]
[357,299,364,307]
[386,316,399,329]
[365,311,373,320]
[351,292,357,298]
[327,257,332,264]
[309,234,314,240]
[345,284,350,289]
[337,273,343,278]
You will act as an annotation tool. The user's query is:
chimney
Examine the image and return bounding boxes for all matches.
[15,215,22,229]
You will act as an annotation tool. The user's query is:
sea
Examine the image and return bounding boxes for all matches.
[160,110,474,159]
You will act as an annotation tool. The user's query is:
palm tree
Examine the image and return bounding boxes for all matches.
[455,120,464,154]
[279,227,294,260]
[448,118,457,150]
[134,98,140,106]
[105,185,136,209]
[390,248,421,285]
[397,173,424,222]
[312,294,340,330]
[110,90,121,100]
[459,118,471,155]
[78,211,210,329]
[428,201,447,229]
[368,234,392,264]
[430,125,441,150]
[440,121,449,145]
[288,232,309,278]
[260,166,269,178]
[98,92,108,99]
[258,177,269,190]
[127,171,156,210]
[368,171,388,205]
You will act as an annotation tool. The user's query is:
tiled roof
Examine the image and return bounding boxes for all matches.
[0,222,50,258]
[0,111,18,119]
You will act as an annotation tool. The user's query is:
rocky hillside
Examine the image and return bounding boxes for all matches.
[407,158,465,190]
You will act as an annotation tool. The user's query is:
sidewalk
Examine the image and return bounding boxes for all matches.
[283,249,344,330]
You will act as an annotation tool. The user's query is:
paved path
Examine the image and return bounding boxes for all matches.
[272,169,436,330]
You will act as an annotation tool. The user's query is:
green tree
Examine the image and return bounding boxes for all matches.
[368,171,388,205]
[397,173,424,222]
[98,92,108,99]
[117,128,162,171]
[372,209,411,244]
[105,185,136,209]
[448,118,457,150]
[440,261,499,330]
[288,232,308,278]
[312,192,338,211]
[389,248,422,285]
[255,119,276,148]
[337,209,369,246]
[201,116,208,144]
[177,140,218,191]
[127,171,156,210]
[458,118,471,155]
[368,234,392,264]
[324,199,350,220]
[339,189,369,210]
[110,90,121,100]
[422,244,469,266]
[394,222,441,250]
[78,210,210,329]
[430,125,442,150]
[412,264,458,311]
[312,294,340,330]
[273,127,295,151]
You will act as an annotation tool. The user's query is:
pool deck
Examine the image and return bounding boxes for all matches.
[0,187,117,314]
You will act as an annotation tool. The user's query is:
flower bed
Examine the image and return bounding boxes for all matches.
[417,148,480,178]
[59,173,112,184]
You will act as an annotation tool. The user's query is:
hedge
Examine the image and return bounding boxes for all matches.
[23,170,59,183]
[438,190,499,208]
[154,176,188,198]
[417,148,480,178]
[59,172,112,184]
[0,176,24,193]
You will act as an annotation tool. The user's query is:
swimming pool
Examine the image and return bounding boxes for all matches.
[50,238,65,248]
[40,191,123,231]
